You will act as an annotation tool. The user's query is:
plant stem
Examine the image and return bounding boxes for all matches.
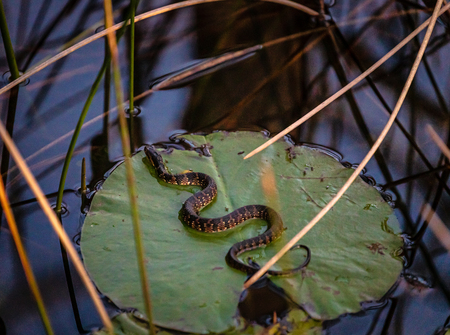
[53,57,109,334]
[129,0,136,110]
[0,0,20,80]
[0,0,20,225]
[0,86,18,191]
[104,40,111,138]
[0,177,54,335]
[0,120,114,332]
[0,0,226,97]
[54,59,108,215]
[81,157,86,210]
[244,0,445,288]
[54,1,137,216]
[128,0,137,152]
[103,1,155,334]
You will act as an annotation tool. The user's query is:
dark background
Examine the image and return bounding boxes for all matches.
[0,0,449,333]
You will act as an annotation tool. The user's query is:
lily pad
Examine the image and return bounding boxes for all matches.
[91,312,151,335]
[91,309,322,335]
[81,131,403,333]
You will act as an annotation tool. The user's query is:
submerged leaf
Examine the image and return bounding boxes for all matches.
[90,312,154,335]
[81,131,403,333]
[286,309,322,335]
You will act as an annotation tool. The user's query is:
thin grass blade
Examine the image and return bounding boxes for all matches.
[0,177,54,335]
[103,0,154,333]
[244,2,450,160]
[244,0,445,288]
[0,120,114,332]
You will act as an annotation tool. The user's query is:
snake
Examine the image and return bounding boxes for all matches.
[144,146,311,276]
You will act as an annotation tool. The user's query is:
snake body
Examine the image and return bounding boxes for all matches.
[144,146,310,276]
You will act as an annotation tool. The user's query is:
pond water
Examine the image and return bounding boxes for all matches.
[0,0,449,334]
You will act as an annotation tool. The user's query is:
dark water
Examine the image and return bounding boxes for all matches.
[0,0,449,334]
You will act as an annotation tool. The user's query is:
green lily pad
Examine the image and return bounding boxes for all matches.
[285,309,322,335]
[91,312,151,335]
[91,309,322,335]
[81,131,403,333]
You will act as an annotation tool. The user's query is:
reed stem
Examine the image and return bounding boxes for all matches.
[0,120,114,332]
[0,0,20,80]
[0,177,54,335]
[54,59,108,215]
[81,157,87,210]
[128,0,137,152]
[103,1,155,333]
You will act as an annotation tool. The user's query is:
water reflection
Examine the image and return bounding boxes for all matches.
[0,0,449,334]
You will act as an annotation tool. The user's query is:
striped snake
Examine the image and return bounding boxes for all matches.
[145,146,310,276]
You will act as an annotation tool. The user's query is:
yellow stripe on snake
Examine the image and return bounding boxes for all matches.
[145,146,310,276]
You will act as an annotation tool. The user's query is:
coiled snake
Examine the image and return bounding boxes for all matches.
[144,146,310,276]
